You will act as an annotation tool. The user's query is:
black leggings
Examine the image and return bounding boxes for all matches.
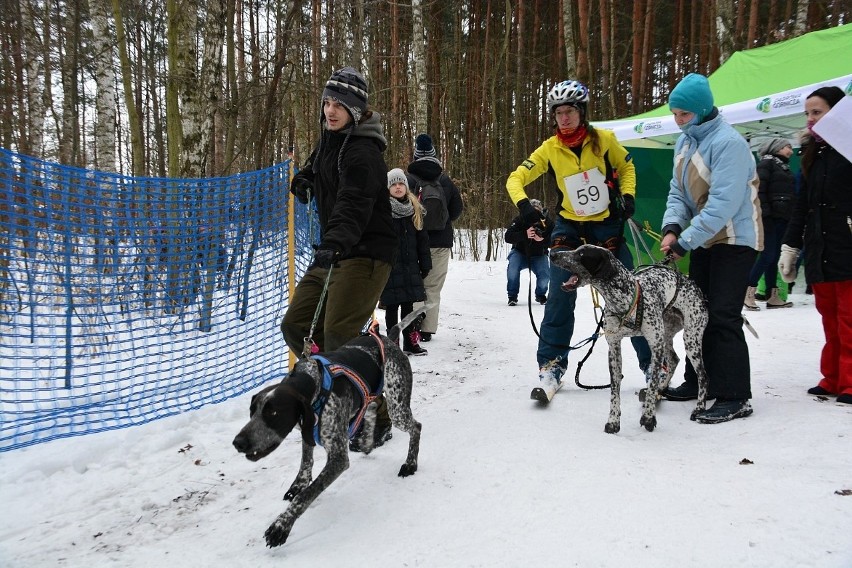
[384,301,414,335]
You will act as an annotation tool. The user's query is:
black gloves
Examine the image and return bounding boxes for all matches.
[308,246,340,270]
[420,269,430,279]
[291,177,313,205]
[517,198,543,227]
[622,194,635,219]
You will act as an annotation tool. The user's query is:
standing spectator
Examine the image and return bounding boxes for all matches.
[505,199,553,306]
[407,134,464,344]
[744,138,795,310]
[283,66,396,413]
[779,86,852,405]
[506,79,651,403]
[381,168,432,356]
[660,73,762,423]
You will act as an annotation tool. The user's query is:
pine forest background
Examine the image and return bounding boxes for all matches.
[1,0,849,260]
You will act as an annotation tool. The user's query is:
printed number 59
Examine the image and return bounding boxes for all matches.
[576,185,600,205]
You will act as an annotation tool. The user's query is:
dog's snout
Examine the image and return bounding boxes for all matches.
[233,433,249,453]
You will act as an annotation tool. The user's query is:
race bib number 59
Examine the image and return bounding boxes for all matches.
[564,168,609,217]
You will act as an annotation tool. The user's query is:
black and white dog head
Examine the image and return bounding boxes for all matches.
[232,359,319,461]
[549,244,619,292]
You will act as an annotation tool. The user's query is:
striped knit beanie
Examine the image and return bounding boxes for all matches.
[413,134,437,159]
[322,67,369,123]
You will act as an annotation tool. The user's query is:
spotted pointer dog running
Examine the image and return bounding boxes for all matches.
[233,310,422,548]
[549,244,709,433]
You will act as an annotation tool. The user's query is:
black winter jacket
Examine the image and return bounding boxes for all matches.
[783,138,852,284]
[756,155,796,221]
[292,113,398,265]
[380,213,432,306]
[505,212,554,257]
[407,158,464,248]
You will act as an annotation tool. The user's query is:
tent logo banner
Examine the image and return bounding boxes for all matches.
[845,79,852,95]
[633,120,664,134]
[757,93,802,113]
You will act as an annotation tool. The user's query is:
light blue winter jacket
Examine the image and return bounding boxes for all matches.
[662,113,763,252]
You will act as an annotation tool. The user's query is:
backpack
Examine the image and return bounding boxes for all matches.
[410,173,449,231]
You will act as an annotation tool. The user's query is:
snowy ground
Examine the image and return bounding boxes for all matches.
[1,258,850,568]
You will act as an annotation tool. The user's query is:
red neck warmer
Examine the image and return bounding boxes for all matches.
[556,125,588,148]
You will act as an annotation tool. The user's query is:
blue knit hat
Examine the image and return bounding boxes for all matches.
[669,73,714,121]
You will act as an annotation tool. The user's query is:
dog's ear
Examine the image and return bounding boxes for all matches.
[579,246,618,279]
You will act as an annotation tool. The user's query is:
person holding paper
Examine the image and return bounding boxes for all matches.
[506,79,651,403]
[779,86,852,405]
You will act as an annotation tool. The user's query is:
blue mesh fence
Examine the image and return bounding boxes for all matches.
[0,148,315,451]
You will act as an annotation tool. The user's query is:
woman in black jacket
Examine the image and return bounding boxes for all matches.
[381,169,432,355]
[744,138,795,310]
[779,86,852,405]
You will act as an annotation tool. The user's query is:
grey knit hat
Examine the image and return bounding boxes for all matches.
[387,168,409,190]
[414,134,437,159]
[758,138,791,157]
[322,67,369,123]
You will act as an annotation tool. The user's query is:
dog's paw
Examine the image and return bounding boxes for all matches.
[604,422,620,434]
[640,415,657,432]
[398,463,418,477]
[264,521,291,548]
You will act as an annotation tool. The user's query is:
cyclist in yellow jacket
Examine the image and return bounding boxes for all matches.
[506,79,651,403]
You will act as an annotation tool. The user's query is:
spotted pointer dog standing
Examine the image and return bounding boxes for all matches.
[549,244,709,433]
[232,311,422,548]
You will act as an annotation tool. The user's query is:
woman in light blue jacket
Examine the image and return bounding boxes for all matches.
[660,73,763,424]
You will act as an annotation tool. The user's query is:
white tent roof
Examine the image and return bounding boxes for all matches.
[592,75,852,149]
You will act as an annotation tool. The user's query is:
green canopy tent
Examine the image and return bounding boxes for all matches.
[592,24,852,270]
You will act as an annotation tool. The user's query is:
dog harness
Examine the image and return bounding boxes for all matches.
[309,330,385,446]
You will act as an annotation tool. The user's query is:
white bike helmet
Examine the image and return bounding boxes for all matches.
[547,80,590,113]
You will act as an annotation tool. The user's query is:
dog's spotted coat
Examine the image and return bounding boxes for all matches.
[550,244,709,433]
[232,314,422,548]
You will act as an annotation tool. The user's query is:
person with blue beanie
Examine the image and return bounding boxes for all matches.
[660,73,763,423]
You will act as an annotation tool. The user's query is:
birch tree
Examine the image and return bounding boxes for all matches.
[794,0,810,36]
[181,0,227,177]
[21,0,46,156]
[411,0,428,135]
[715,0,735,63]
[90,0,116,171]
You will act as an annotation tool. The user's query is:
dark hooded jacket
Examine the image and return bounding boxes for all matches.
[756,154,795,221]
[406,157,464,248]
[293,112,398,264]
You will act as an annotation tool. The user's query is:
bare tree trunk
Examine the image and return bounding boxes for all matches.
[715,0,735,64]
[561,0,576,77]
[112,0,144,175]
[599,0,612,116]
[735,0,747,48]
[576,0,589,82]
[90,0,116,171]
[21,0,46,156]
[58,0,82,166]
[182,0,227,177]
[639,0,653,110]
[746,0,760,48]
[630,0,643,112]
[794,0,809,36]
[411,0,428,134]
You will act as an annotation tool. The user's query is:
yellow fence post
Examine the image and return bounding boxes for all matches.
[287,150,297,370]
